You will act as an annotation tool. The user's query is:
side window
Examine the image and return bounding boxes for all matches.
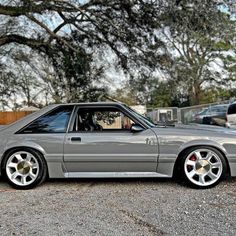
[95,111,134,130]
[228,104,236,115]
[210,107,218,113]
[73,108,135,132]
[20,106,74,133]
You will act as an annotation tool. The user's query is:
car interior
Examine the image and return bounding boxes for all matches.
[72,108,134,132]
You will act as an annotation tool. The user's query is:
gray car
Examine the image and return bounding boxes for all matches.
[0,102,236,189]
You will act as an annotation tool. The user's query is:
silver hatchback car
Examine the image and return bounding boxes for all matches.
[0,102,236,189]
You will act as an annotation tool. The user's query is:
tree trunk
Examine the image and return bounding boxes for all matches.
[190,82,201,105]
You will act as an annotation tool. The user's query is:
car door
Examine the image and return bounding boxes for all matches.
[63,105,159,173]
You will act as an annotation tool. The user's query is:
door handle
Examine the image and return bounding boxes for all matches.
[71,137,82,142]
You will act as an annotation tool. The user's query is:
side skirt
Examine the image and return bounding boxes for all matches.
[64,172,170,178]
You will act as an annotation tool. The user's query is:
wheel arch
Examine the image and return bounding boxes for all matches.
[173,144,231,177]
[0,146,48,176]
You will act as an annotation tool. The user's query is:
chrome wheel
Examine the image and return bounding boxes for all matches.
[6,151,39,186]
[184,149,223,187]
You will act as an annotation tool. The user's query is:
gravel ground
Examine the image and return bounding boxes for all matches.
[0,177,235,236]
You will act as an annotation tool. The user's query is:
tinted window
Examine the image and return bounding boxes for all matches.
[210,106,227,113]
[198,109,207,115]
[20,106,74,133]
[228,104,236,115]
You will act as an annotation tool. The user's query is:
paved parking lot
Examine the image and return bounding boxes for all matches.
[0,177,235,236]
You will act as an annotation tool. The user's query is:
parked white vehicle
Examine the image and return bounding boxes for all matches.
[226,102,236,129]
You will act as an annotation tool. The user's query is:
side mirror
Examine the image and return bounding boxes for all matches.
[130,124,144,132]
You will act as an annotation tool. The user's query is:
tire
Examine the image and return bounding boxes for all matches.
[179,146,227,189]
[1,148,47,190]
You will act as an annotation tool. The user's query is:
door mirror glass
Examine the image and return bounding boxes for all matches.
[130,124,144,132]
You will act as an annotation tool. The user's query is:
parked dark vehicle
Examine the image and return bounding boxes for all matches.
[193,108,208,124]
[193,104,228,125]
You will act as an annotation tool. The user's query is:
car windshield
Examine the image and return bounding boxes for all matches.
[197,109,208,115]
[209,105,228,112]
[124,105,156,127]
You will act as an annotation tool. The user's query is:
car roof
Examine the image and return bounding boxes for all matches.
[57,102,123,105]
[210,104,228,108]
[55,102,125,106]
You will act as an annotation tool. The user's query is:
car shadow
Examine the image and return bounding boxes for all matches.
[41,176,236,189]
[0,176,235,190]
[47,177,174,185]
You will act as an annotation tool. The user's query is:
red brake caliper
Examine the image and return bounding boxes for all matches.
[190,155,197,161]
[187,155,197,171]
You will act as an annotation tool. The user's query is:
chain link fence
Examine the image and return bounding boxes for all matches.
[147,100,236,127]
[179,101,230,125]
[147,107,179,124]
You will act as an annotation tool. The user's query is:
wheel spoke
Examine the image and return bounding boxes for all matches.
[205,152,213,161]
[207,171,217,180]
[211,162,221,169]
[194,151,202,160]
[11,171,19,180]
[15,154,23,162]
[21,176,27,185]
[31,163,38,169]
[198,175,205,184]
[186,160,196,166]
[188,170,196,178]
[25,154,32,162]
[28,171,36,180]
[8,162,17,169]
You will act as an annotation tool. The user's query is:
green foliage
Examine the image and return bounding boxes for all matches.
[0,0,236,108]
[111,87,139,106]
[48,44,104,103]
[130,0,236,106]
[213,41,233,51]
[148,82,174,107]
[0,0,164,107]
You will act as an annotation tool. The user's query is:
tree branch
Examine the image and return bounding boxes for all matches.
[0,2,78,16]
[0,34,48,49]
[26,14,77,51]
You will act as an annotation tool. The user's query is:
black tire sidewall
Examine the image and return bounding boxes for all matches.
[180,146,227,189]
[1,148,47,190]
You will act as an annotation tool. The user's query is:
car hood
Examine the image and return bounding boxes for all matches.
[152,123,236,137]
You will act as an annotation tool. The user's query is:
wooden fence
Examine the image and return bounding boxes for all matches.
[0,111,33,125]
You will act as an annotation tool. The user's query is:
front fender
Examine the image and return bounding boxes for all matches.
[178,139,228,155]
